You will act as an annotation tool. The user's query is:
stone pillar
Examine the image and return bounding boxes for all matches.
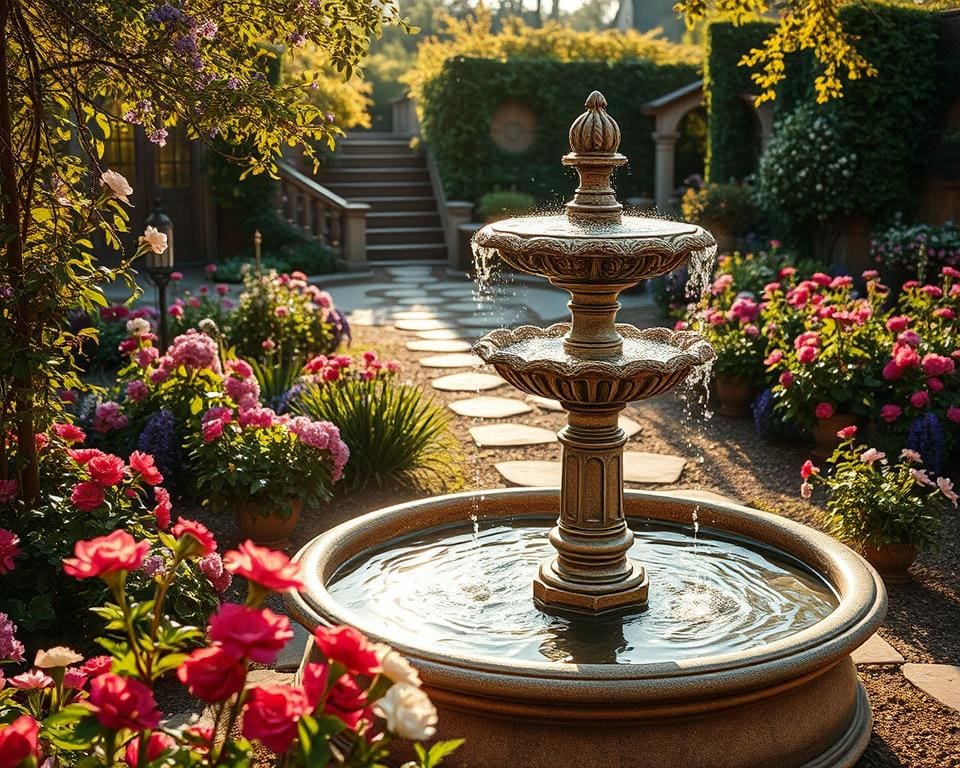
[342,202,370,271]
[652,131,679,212]
[445,201,474,271]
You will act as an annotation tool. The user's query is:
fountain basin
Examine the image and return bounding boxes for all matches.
[474,215,715,284]
[475,324,714,404]
[286,489,886,768]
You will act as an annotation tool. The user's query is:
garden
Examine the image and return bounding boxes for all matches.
[1,0,959,767]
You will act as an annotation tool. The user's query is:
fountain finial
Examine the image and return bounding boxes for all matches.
[563,90,627,222]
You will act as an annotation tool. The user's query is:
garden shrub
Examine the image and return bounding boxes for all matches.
[477,190,537,221]
[416,44,700,205]
[209,243,339,283]
[0,425,221,646]
[680,181,757,236]
[225,268,348,367]
[292,353,463,491]
[870,218,960,284]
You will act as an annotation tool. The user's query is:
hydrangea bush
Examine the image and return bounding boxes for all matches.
[0,532,461,766]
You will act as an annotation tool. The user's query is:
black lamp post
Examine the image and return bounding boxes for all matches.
[144,199,175,352]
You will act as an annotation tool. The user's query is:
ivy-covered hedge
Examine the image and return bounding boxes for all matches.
[707,3,960,223]
[420,56,700,206]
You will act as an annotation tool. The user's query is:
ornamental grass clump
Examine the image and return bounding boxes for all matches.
[800,426,957,551]
[0,532,462,766]
[293,353,462,491]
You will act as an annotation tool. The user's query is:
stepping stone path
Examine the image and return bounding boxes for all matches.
[529,395,563,412]
[431,372,506,392]
[418,353,483,369]
[393,310,454,321]
[470,423,558,448]
[396,319,456,332]
[417,329,468,341]
[406,339,473,353]
[852,634,905,665]
[620,416,641,438]
[903,664,960,711]
[347,308,393,327]
[448,396,533,418]
[398,296,445,306]
[495,451,685,487]
[382,288,431,299]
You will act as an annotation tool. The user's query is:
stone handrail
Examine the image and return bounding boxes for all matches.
[276,160,370,270]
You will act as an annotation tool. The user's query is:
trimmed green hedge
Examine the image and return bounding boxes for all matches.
[420,56,700,206]
[707,3,960,223]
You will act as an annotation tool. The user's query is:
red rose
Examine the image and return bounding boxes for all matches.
[814,402,834,420]
[63,530,150,579]
[71,481,105,512]
[80,655,113,678]
[87,453,125,487]
[0,715,39,768]
[208,604,293,663]
[800,460,819,480]
[177,646,246,703]
[301,661,330,711]
[128,451,163,486]
[153,487,171,530]
[87,673,162,731]
[836,425,858,440]
[171,518,217,557]
[68,448,104,466]
[124,731,174,766]
[223,540,303,593]
[51,423,86,444]
[313,625,381,677]
[242,684,310,753]
[324,674,372,731]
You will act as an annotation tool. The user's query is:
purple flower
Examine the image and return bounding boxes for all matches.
[906,412,945,475]
[226,76,240,90]
[137,409,180,485]
[196,20,217,39]
[147,127,168,147]
[147,3,184,24]
[287,32,307,46]
[171,34,198,57]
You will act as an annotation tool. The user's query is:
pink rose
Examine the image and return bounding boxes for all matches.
[87,673,162,730]
[800,460,819,479]
[242,684,310,753]
[837,425,858,440]
[177,646,246,703]
[882,360,903,381]
[814,402,834,420]
[947,406,960,424]
[63,530,149,579]
[910,391,930,409]
[313,626,381,677]
[797,345,817,365]
[778,372,794,388]
[886,315,910,333]
[208,605,293,663]
[70,481,105,512]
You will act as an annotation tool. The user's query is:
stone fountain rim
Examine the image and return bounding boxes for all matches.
[476,213,705,242]
[285,488,886,704]
[474,323,715,377]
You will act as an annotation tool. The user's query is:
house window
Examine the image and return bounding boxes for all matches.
[155,125,192,188]
[100,119,137,187]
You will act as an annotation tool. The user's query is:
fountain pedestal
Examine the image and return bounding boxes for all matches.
[475,90,714,614]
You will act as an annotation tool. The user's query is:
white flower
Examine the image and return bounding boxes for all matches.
[860,448,886,464]
[126,317,151,337]
[911,468,935,487]
[900,448,923,464]
[800,480,812,499]
[937,476,958,507]
[35,646,84,668]
[374,683,437,741]
[139,225,168,255]
[100,169,133,204]
[374,643,422,687]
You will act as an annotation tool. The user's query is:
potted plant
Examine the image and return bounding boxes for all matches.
[190,403,349,546]
[800,426,957,582]
[689,277,767,416]
[680,182,756,254]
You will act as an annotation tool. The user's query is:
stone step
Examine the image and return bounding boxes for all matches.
[329,153,425,168]
[352,195,438,212]
[368,226,445,246]
[324,180,433,197]
[368,242,447,260]
[338,139,416,156]
[368,211,442,228]
[321,167,430,184]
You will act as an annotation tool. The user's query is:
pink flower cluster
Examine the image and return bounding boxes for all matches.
[0,612,24,662]
[303,350,400,384]
[93,401,128,434]
[166,329,222,373]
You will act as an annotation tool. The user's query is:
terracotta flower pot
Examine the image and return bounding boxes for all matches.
[713,376,757,417]
[859,542,917,584]
[236,499,301,548]
[811,413,857,458]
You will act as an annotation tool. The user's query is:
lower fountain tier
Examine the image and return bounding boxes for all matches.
[474,324,714,404]
[286,489,886,768]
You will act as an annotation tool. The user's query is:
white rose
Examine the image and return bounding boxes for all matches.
[139,225,168,255]
[101,169,133,204]
[35,646,84,668]
[126,317,151,337]
[374,683,437,741]
[374,643,422,687]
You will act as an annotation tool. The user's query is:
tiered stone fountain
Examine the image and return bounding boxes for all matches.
[289,92,886,768]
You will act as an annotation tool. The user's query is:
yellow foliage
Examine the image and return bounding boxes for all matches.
[403,4,701,104]
[285,43,373,130]
[675,0,877,103]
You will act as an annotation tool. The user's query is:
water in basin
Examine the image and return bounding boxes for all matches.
[328,519,838,666]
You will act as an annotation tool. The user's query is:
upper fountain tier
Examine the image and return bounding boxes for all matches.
[473,90,715,288]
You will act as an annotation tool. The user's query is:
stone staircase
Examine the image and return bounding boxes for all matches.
[319,133,447,262]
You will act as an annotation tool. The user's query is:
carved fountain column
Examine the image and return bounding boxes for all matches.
[474,91,715,614]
